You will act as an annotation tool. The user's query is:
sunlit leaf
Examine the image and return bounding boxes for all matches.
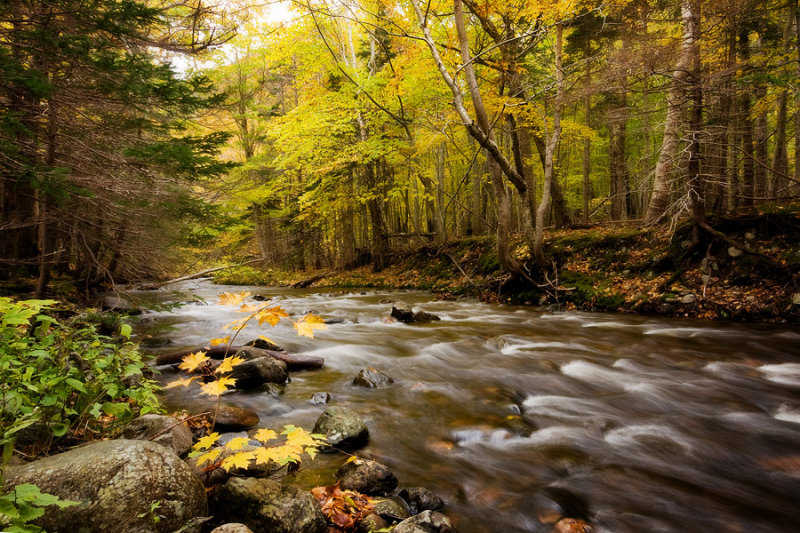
[215,355,245,374]
[195,447,223,466]
[219,291,251,306]
[253,428,278,444]
[178,351,210,372]
[221,451,253,471]
[294,314,327,338]
[224,436,250,451]
[195,432,220,450]
[209,336,231,346]
[200,376,236,396]
[164,376,197,389]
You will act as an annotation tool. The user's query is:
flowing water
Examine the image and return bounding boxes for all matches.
[130,280,800,532]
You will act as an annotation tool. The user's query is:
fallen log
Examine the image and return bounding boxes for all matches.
[154,345,324,371]
[291,271,331,289]
[144,258,263,289]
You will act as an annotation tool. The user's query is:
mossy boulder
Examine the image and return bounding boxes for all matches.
[3,439,207,533]
[211,478,325,533]
[312,406,369,452]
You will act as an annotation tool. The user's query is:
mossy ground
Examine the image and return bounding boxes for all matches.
[212,209,800,324]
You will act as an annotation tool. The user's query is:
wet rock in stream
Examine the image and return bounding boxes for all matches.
[228,354,288,389]
[398,487,445,514]
[390,302,441,324]
[353,367,394,388]
[311,391,331,405]
[392,510,457,533]
[211,477,326,533]
[313,406,370,452]
[211,405,260,431]
[335,457,398,495]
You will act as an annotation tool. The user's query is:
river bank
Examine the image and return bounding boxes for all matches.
[212,211,800,325]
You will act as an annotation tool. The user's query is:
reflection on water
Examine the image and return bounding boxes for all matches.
[130,280,800,533]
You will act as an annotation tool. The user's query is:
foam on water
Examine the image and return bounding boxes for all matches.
[774,404,800,424]
[604,424,693,454]
[523,394,614,420]
[758,363,800,386]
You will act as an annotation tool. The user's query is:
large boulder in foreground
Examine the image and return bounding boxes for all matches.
[211,477,325,533]
[393,511,457,533]
[3,439,207,533]
[121,414,193,456]
[312,406,369,452]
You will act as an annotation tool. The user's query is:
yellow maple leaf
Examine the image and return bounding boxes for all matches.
[178,351,209,373]
[200,376,236,396]
[294,314,327,338]
[256,305,289,327]
[195,432,220,450]
[215,355,245,375]
[253,428,278,444]
[195,447,223,466]
[164,376,197,389]
[221,451,254,471]
[239,303,259,313]
[224,436,250,451]
[209,336,230,346]
[253,446,279,465]
[219,291,250,306]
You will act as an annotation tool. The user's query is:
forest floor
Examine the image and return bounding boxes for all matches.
[214,206,800,325]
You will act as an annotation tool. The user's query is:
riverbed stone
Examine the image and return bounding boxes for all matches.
[391,303,441,324]
[792,293,800,306]
[311,392,331,405]
[398,487,445,514]
[335,457,398,495]
[213,405,260,431]
[245,338,284,351]
[358,513,389,533]
[353,367,395,388]
[3,439,207,533]
[392,510,457,533]
[211,477,326,533]
[373,496,411,521]
[230,356,288,389]
[211,524,254,533]
[121,414,193,456]
[313,406,369,452]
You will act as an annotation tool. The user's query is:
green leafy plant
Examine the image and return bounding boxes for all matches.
[0,483,79,533]
[0,298,162,451]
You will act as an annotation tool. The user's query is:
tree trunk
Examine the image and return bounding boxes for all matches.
[686,0,705,244]
[645,1,694,223]
[582,93,592,223]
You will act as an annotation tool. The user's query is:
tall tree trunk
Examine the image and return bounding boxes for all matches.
[534,25,564,266]
[582,93,592,223]
[686,0,704,244]
[739,27,755,208]
[645,1,694,223]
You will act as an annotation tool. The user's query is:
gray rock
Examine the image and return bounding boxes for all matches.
[745,231,756,240]
[728,246,743,258]
[253,382,285,397]
[399,487,445,514]
[230,356,288,389]
[121,414,193,456]
[4,440,207,533]
[245,338,284,351]
[211,478,326,533]
[358,513,389,533]
[680,293,697,305]
[210,525,254,533]
[353,367,394,388]
[311,392,331,405]
[373,496,411,521]
[390,303,441,324]
[312,406,369,452]
[393,511,457,533]
[213,405,260,431]
[792,293,800,306]
[335,458,398,495]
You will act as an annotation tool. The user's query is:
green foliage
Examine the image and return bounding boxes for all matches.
[0,483,79,533]
[0,298,161,450]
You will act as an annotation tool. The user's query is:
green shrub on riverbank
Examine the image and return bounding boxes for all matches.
[0,298,161,455]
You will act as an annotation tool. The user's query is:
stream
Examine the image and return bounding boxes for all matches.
[129,280,800,532]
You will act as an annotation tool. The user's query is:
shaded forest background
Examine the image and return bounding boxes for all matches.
[2,0,799,297]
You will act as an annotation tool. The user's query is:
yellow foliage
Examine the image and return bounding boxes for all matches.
[255,305,289,327]
[221,450,254,471]
[218,291,251,306]
[294,313,327,338]
[163,376,197,389]
[195,447,223,466]
[253,428,278,444]
[209,336,231,346]
[178,351,210,373]
[215,355,245,375]
[195,432,220,450]
[224,436,251,451]
[200,376,236,396]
